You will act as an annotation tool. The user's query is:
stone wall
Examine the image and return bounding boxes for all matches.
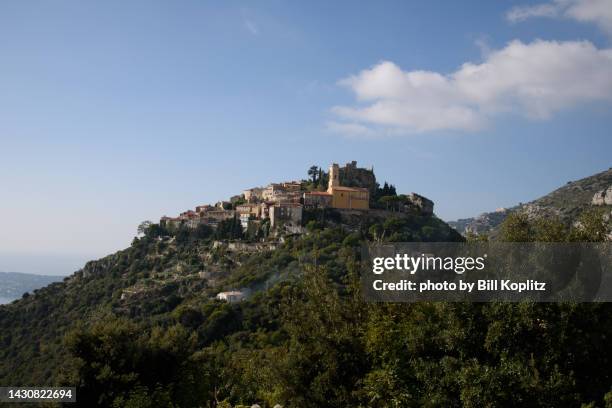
[338,161,377,194]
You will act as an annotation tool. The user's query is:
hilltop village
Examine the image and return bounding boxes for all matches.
[160,161,434,234]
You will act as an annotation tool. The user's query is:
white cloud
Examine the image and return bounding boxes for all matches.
[507,0,612,34]
[331,39,612,134]
[506,2,563,22]
[326,121,376,137]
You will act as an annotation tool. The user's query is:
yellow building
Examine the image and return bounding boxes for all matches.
[327,163,369,210]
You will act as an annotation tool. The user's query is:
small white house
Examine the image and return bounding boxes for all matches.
[216,291,245,303]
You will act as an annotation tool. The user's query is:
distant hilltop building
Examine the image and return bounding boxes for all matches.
[304,163,369,210]
[243,187,263,202]
[161,160,434,232]
[328,162,370,210]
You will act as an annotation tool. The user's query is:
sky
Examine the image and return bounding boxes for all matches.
[1,0,611,275]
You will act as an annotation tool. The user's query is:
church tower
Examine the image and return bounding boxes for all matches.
[328,163,340,193]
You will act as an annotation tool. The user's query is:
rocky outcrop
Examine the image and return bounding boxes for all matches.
[407,193,434,216]
[592,186,612,206]
[449,208,509,235]
[339,161,377,193]
[78,252,122,279]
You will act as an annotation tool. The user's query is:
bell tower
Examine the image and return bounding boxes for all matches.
[328,163,340,192]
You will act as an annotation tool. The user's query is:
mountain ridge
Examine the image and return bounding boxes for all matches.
[449,167,612,235]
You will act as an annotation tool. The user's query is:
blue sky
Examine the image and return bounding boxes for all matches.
[1,0,611,275]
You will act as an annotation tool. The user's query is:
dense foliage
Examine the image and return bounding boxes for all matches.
[1,209,611,407]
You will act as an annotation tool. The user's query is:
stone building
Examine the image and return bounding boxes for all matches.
[204,210,235,227]
[215,201,232,210]
[270,202,303,227]
[236,203,261,229]
[327,163,369,210]
[259,201,274,220]
[301,163,370,210]
[195,205,212,213]
[178,210,201,228]
[162,206,236,230]
[243,187,264,202]
[160,216,181,229]
[303,191,333,208]
[339,160,377,192]
[262,182,302,202]
[180,210,197,218]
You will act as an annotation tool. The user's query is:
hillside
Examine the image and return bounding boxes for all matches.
[2,162,459,391]
[0,272,63,304]
[449,167,612,235]
[0,207,460,388]
[1,166,611,407]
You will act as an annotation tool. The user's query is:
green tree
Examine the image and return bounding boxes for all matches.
[65,318,208,408]
[569,208,609,242]
[532,216,567,242]
[216,216,244,240]
[499,212,533,242]
[308,165,320,184]
[271,266,369,407]
[137,220,153,236]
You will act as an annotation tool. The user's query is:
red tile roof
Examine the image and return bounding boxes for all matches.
[305,191,332,196]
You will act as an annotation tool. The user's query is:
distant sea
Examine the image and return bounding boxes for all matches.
[0,272,63,305]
